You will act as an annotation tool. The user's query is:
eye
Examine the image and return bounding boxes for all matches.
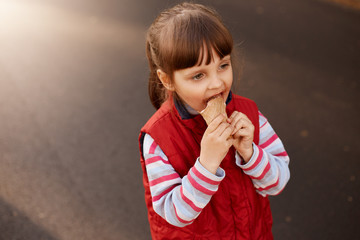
[192,73,204,81]
[219,63,230,70]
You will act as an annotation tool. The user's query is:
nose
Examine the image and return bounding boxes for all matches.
[208,73,223,90]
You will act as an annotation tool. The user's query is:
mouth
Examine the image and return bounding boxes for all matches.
[206,93,223,104]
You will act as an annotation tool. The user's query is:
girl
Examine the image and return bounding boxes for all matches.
[139,2,290,239]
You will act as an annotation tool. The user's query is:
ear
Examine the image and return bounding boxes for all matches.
[157,69,175,91]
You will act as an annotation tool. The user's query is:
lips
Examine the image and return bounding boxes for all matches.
[206,93,223,103]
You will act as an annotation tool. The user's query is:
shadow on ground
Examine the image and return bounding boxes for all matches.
[0,197,57,240]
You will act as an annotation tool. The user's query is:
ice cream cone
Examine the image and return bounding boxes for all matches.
[199,96,227,125]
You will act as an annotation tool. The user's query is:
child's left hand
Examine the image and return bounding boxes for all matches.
[228,111,255,163]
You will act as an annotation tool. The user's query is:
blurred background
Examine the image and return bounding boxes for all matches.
[0,0,359,239]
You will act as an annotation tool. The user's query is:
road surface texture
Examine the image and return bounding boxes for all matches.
[0,0,359,239]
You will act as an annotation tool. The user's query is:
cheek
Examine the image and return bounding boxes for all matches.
[181,86,207,109]
[224,72,233,87]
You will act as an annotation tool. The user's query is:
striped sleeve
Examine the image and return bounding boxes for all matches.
[236,111,290,196]
[143,133,225,227]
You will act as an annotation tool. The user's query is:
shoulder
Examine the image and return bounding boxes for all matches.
[139,102,174,157]
[231,93,257,107]
[230,93,259,114]
[141,100,174,132]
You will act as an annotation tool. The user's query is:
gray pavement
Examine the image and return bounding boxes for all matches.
[0,0,359,239]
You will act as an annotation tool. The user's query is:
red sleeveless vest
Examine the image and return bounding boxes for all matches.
[139,94,273,240]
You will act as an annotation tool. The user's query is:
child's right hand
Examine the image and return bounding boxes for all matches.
[200,114,234,174]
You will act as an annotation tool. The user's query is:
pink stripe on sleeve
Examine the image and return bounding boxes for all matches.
[152,185,177,202]
[260,133,278,149]
[275,151,288,157]
[191,167,221,185]
[173,204,193,224]
[180,187,202,212]
[149,141,158,154]
[250,162,270,180]
[145,155,169,165]
[149,173,180,187]
[260,121,268,128]
[243,147,264,171]
[257,177,279,191]
[187,174,216,195]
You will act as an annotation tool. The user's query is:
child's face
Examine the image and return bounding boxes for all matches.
[172,48,233,112]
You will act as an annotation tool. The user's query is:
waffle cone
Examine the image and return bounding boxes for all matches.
[199,96,227,125]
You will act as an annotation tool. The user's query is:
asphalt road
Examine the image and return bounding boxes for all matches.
[0,0,359,239]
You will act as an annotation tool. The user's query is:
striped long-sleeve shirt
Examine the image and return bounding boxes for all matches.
[142,111,290,227]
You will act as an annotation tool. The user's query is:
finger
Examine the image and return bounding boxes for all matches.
[225,136,235,147]
[231,113,254,131]
[231,118,249,135]
[233,128,251,139]
[237,112,250,120]
[229,111,250,125]
[230,111,251,123]
[229,112,242,130]
[231,122,241,135]
[206,114,226,133]
[226,117,232,124]
[220,124,234,140]
[233,122,255,138]
[213,121,232,137]
[229,111,240,121]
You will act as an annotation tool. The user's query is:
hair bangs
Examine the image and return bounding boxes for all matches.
[200,15,233,66]
[161,11,233,73]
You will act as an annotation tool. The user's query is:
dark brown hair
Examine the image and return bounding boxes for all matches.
[146,2,234,109]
